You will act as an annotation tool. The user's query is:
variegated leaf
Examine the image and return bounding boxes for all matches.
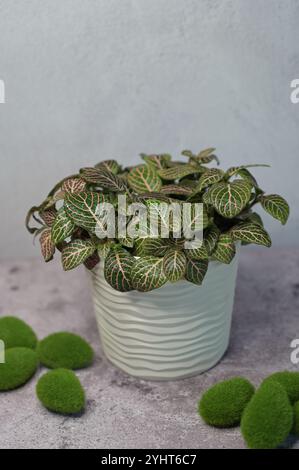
[39,207,57,227]
[191,168,225,195]
[234,168,258,188]
[104,247,134,292]
[204,225,220,254]
[40,229,55,262]
[211,234,236,264]
[95,159,121,175]
[51,207,75,244]
[84,251,100,270]
[184,243,208,260]
[118,236,134,248]
[141,153,171,170]
[97,240,116,259]
[185,258,208,285]
[260,194,289,225]
[128,164,162,193]
[230,222,272,247]
[208,180,253,218]
[134,238,173,257]
[163,249,186,282]
[182,203,209,234]
[61,239,95,271]
[158,165,203,181]
[131,256,167,292]
[61,177,86,193]
[64,191,110,233]
[160,184,193,196]
[80,167,128,192]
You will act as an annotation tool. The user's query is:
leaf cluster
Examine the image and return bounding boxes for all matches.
[26,150,289,292]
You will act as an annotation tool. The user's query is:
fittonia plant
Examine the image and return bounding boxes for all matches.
[26,149,289,292]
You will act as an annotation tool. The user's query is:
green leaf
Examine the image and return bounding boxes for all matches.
[184,243,208,260]
[204,225,220,254]
[104,247,134,292]
[158,164,203,181]
[160,184,193,196]
[95,159,121,175]
[185,258,208,285]
[191,168,225,195]
[131,256,167,292]
[64,191,111,234]
[39,229,55,262]
[211,234,236,264]
[208,180,253,218]
[260,194,289,225]
[61,177,86,193]
[118,236,134,248]
[134,238,173,257]
[233,168,258,188]
[141,154,171,170]
[163,249,186,282]
[128,164,162,193]
[246,212,264,227]
[80,167,128,192]
[61,239,95,271]
[51,208,75,245]
[97,240,116,259]
[230,222,272,247]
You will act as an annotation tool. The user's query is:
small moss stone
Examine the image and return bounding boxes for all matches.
[293,401,299,436]
[36,368,85,415]
[0,316,38,350]
[198,376,255,428]
[0,347,39,391]
[37,332,94,370]
[241,381,293,449]
[263,371,299,404]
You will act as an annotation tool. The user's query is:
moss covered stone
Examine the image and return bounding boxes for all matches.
[263,371,299,404]
[36,368,85,415]
[241,381,293,449]
[37,332,94,370]
[293,401,299,436]
[0,316,38,350]
[0,347,39,391]
[198,376,255,428]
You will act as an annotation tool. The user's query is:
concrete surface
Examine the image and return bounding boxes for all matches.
[1,0,299,257]
[0,247,299,449]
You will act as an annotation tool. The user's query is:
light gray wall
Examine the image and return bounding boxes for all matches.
[0,0,298,259]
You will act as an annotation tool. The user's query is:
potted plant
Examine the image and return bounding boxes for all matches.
[26,149,289,380]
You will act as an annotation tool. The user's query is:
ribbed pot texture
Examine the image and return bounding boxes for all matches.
[89,252,239,380]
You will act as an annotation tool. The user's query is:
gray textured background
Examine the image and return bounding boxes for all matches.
[0,0,298,258]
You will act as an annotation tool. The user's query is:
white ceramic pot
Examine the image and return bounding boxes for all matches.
[89,251,239,380]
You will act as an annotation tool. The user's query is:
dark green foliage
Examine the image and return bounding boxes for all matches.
[198,377,255,427]
[26,150,289,292]
[0,347,39,391]
[37,332,94,370]
[36,368,85,415]
[241,381,293,449]
[263,371,299,404]
[0,316,38,350]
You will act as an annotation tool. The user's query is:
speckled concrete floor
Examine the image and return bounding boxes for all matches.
[0,247,298,449]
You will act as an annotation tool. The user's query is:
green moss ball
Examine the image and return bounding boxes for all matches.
[36,368,85,415]
[37,332,94,370]
[263,371,299,404]
[198,377,255,427]
[241,381,293,449]
[293,401,299,436]
[0,347,39,391]
[0,316,38,350]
